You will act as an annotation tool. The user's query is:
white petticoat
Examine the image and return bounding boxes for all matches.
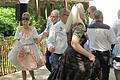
[8,41,44,70]
[112,43,120,70]
[113,59,120,70]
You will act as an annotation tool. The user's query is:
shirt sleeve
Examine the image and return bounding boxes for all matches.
[44,21,52,33]
[73,24,85,38]
[39,22,53,36]
[47,25,56,49]
[107,28,117,44]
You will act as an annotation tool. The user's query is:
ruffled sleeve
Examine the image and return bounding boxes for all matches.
[32,27,39,38]
[15,27,21,39]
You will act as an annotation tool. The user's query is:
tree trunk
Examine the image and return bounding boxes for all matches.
[35,0,40,21]
[64,0,68,9]
[45,0,48,20]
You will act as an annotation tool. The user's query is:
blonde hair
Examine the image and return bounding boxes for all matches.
[65,3,85,32]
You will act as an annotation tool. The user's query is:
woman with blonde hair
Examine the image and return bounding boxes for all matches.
[48,3,95,80]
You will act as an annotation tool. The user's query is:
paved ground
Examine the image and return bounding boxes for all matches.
[0,66,50,80]
[0,66,116,80]
[109,68,116,80]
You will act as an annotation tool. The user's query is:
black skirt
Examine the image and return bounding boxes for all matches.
[47,45,93,80]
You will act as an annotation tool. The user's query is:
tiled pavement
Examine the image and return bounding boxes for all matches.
[0,66,115,80]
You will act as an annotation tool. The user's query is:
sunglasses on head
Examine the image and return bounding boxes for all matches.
[22,17,29,21]
[63,14,69,16]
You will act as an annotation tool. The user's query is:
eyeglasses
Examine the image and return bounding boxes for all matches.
[22,17,29,21]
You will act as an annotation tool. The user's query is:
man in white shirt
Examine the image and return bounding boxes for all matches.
[84,6,97,51]
[47,8,69,71]
[39,9,60,72]
[87,10,116,80]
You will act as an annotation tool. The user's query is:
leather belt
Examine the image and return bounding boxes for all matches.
[92,50,110,53]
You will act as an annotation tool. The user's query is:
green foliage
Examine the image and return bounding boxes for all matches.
[0,7,17,37]
[53,3,65,10]
[30,15,46,34]
[0,2,88,37]
[0,7,46,37]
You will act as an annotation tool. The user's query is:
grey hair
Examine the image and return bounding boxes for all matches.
[65,3,85,32]
[51,9,60,17]
[117,9,120,19]
[93,10,103,20]
[88,6,97,12]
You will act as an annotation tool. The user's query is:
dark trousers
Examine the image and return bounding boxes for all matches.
[91,50,110,80]
[49,53,62,71]
[45,49,51,72]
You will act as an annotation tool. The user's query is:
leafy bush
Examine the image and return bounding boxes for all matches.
[0,7,46,37]
[0,7,17,37]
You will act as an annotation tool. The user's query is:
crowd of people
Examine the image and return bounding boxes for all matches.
[7,2,120,80]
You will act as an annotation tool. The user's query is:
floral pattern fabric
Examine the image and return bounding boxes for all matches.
[8,26,44,70]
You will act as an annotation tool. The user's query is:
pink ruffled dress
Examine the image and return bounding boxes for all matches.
[8,26,43,70]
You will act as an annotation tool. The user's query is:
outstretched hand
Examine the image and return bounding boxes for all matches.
[48,47,55,53]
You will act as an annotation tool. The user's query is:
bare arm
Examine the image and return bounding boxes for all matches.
[71,35,95,62]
